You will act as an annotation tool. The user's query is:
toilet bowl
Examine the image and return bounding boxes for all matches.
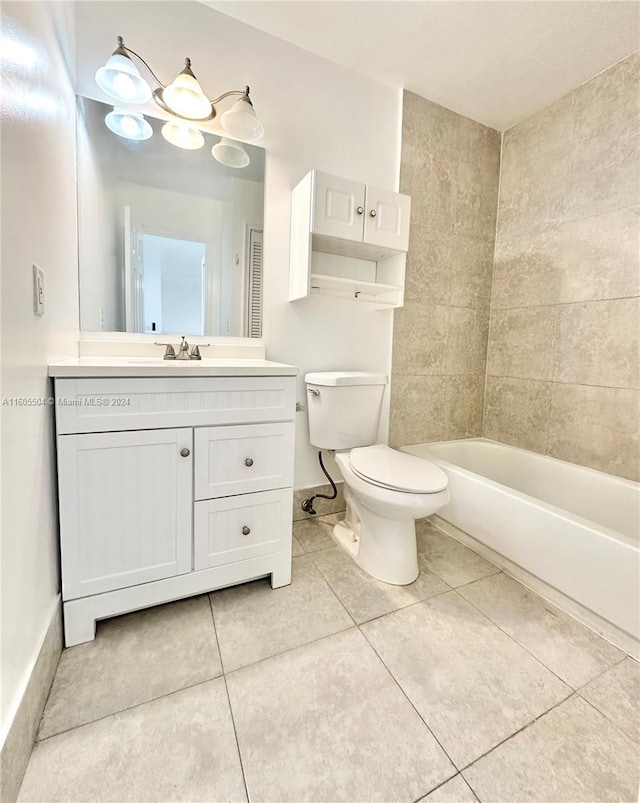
[304,371,449,586]
[334,445,449,585]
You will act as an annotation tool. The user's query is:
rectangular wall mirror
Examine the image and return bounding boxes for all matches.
[77,96,265,338]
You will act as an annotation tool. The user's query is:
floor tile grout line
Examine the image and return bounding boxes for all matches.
[208,595,251,803]
[411,773,479,803]
[35,672,225,744]
[429,520,636,664]
[452,586,581,692]
[459,691,581,777]
[454,580,630,691]
[356,621,462,786]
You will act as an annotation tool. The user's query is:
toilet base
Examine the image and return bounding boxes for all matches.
[333,508,419,586]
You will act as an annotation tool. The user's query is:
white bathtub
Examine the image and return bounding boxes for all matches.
[402,438,640,653]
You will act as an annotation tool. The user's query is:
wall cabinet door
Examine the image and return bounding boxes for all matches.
[194,422,294,501]
[58,428,193,599]
[313,172,366,241]
[363,185,411,251]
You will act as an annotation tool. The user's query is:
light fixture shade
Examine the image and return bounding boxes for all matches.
[212,137,250,168]
[161,121,205,150]
[95,53,152,104]
[161,69,212,120]
[105,108,153,141]
[220,96,264,141]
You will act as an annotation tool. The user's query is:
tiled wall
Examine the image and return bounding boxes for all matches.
[389,92,501,446]
[484,53,640,481]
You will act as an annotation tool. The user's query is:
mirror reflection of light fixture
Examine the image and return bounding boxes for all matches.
[212,137,250,168]
[161,121,205,150]
[95,36,264,140]
[105,107,153,141]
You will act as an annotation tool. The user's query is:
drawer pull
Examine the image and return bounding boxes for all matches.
[244,457,254,467]
[242,526,251,536]
[180,448,191,458]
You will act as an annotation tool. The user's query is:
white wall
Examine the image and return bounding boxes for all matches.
[0,1,79,748]
[74,1,403,488]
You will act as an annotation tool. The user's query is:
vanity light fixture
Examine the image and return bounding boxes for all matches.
[95,36,264,140]
[105,107,153,141]
[211,137,250,168]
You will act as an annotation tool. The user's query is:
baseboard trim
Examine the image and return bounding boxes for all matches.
[293,482,346,521]
[0,599,62,803]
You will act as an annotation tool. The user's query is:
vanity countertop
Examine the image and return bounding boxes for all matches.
[49,357,298,378]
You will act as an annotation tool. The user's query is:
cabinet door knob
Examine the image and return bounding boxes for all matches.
[244,457,254,467]
[180,448,190,458]
[242,526,251,536]
[356,206,364,215]
[370,209,377,217]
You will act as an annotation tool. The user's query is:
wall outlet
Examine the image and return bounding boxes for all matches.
[33,264,45,316]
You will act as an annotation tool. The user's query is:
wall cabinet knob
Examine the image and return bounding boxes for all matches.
[242,526,251,536]
[356,206,364,215]
[370,209,377,217]
[244,457,254,467]
[180,448,190,458]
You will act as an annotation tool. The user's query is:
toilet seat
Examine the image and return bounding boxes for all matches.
[349,445,448,494]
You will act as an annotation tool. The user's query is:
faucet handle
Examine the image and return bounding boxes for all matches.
[189,343,211,360]
[154,342,176,360]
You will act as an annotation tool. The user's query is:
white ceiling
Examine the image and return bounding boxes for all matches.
[205,1,639,130]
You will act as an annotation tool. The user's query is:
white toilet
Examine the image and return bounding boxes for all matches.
[305,371,450,585]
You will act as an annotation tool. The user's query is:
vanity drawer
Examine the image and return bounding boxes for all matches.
[55,377,296,434]
[194,488,292,570]
[195,422,294,500]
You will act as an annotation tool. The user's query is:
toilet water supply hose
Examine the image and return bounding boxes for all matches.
[301,451,338,515]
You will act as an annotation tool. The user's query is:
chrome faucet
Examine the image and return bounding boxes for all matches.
[155,337,210,360]
[176,336,190,360]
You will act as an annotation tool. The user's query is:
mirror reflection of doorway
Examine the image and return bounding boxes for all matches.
[138,232,207,336]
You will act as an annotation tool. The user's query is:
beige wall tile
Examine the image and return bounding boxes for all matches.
[483,376,552,453]
[443,376,485,439]
[392,90,499,448]
[389,375,446,447]
[403,225,452,304]
[487,306,559,381]
[392,303,450,375]
[547,384,640,481]
[571,52,639,139]
[492,205,640,309]
[553,298,640,389]
[498,93,575,231]
[446,307,490,376]
[449,232,495,308]
[566,125,640,220]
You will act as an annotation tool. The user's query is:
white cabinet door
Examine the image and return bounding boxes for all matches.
[313,171,365,242]
[363,186,411,251]
[194,488,292,570]
[58,428,193,599]
[194,422,294,501]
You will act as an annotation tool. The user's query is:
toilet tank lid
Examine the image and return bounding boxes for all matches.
[305,371,388,387]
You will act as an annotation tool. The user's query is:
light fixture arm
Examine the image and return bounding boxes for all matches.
[116,35,167,89]
[210,86,252,105]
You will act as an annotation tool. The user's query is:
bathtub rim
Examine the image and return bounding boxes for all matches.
[401,437,639,549]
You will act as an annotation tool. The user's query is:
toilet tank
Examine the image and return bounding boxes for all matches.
[305,371,387,450]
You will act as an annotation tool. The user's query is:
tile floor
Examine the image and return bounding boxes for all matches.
[18,517,640,803]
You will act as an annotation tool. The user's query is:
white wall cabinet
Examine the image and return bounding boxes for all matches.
[55,374,296,646]
[290,169,411,307]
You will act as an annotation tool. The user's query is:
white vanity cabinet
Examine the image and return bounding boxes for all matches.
[290,169,410,307]
[53,371,296,647]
